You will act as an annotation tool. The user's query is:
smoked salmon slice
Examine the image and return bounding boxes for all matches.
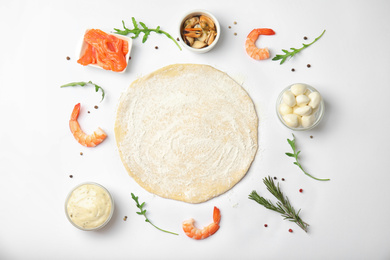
[77,29,129,72]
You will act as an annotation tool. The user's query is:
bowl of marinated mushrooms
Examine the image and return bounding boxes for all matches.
[179,10,220,53]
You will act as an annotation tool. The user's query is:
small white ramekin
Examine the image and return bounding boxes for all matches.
[178,10,221,53]
[65,182,114,231]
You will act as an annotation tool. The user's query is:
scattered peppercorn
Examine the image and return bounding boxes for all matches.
[291,68,295,72]
[129,56,131,60]
[69,175,73,178]
[274,177,277,180]
[299,189,303,193]
[310,135,313,139]
[88,111,90,114]
[80,152,83,156]
[282,178,285,181]
[228,26,231,29]
[123,216,128,221]
[234,21,237,25]
[66,56,70,60]
[234,33,237,36]
[94,105,98,109]
[155,46,159,49]
[307,64,311,68]
[176,37,180,41]
[264,224,268,227]
[289,229,293,233]
[304,36,308,40]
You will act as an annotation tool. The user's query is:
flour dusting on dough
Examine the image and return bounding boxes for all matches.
[115,64,258,203]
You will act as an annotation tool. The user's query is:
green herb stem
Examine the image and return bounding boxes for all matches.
[131,193,178,236]
[60,81,105,102]
[146,220,178,236]
[286,134,330,181]
[114,18,182,51]
[272,29,326,64]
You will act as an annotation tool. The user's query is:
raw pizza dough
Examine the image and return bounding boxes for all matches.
[115,64,258,203]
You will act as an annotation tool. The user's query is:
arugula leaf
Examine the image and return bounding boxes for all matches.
[273,30,326,64]
[131,193,178,235]
[60,81,105,102]
[114,17,182,50]
[286,134,330,181]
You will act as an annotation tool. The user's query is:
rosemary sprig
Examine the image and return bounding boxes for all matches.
[60,81,105,102]
[272,29,326,64]
[114,17,182,50]
[286,134,330,181]
[249,176,309,232]
[131,193,178,235]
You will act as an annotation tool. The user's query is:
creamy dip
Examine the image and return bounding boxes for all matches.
[66,183,113,230]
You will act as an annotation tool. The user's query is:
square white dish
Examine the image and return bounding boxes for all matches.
[77,29,132,73]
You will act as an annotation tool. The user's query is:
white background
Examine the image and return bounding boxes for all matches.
[1,0,390,259]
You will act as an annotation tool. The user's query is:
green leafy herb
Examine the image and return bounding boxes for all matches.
[249,176,309,232]
[131,193,178,235]
[60,81,105,102]
[114,17,182,51]
[272,29,326,64]
[286,134,330,181]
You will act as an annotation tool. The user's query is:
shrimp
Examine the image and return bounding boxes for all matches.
[182,206,221,240]
[69,103,107,147]
[245,28,275,60]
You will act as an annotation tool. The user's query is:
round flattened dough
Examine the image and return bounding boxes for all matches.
[115,64,258,203]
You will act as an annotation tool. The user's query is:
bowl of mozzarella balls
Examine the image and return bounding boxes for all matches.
[276,83,324,131]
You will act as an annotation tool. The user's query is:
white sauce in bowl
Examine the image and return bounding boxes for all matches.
[65,183,113,230]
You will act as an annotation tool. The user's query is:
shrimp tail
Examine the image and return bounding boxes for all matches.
[257,28,275,35]
[213,206,221,224]
[70,103,81,121]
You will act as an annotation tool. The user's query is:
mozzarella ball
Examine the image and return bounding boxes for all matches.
[279,103,293,115]
[293,105,312,116]
[291,83,307,96]
[301,114,316,128]
[296,94,310,106]
[283,114,299,128]
[282,90,296,107]
[308,92,322,109]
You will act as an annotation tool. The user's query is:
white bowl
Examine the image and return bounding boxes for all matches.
[77,29,132,73]
[65,182,114,231]
[178,10,220,53]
